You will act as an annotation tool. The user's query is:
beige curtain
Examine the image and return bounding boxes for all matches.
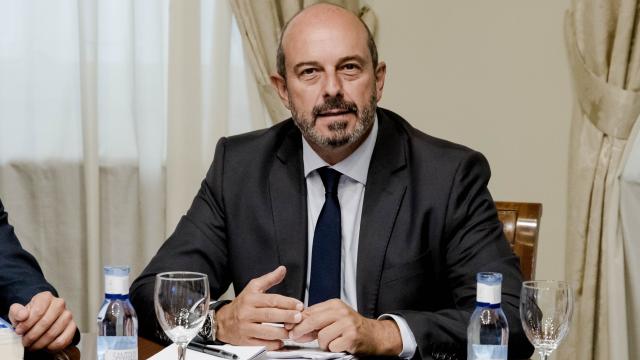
[561,0,640,359]
[0,0,266,331]
[229,0,377,124]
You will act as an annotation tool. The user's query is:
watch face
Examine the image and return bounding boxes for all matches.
[198,310,213,340]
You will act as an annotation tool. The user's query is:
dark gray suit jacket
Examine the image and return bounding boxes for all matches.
[130,108,533,359]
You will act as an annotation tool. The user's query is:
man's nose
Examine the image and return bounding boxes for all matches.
[323,71,343,98]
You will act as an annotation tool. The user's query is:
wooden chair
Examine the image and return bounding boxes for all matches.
[495,201,542,281]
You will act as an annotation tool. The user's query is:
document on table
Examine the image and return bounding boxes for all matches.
[267,340,354,360]
[149,343,266,360]
[149,340,353,360]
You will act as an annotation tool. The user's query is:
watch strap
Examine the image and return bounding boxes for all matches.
[212,299,231,312]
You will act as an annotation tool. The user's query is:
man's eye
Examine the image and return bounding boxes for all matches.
[343,63,360,71]
[301,68,316,76]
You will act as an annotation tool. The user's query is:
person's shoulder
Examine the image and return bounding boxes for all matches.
[379,108,481,160]
[379,107,492,183]
[214,119,300,168]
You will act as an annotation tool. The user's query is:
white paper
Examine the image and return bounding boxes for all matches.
[149,343,266,360]
[149,340,354,360]
[267,340,353,360]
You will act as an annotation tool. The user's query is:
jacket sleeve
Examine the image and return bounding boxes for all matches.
[392,151,534,360]
[0,198,58,321]
[130,138,232,343]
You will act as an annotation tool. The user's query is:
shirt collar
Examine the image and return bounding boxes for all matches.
[302,115,378,185]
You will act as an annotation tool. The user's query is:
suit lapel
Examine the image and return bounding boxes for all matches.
[357,110,408,317]
[269,125,308,300]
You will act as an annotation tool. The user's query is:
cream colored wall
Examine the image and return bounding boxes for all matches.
[364,0,572,281]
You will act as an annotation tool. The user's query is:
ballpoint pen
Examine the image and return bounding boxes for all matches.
[188,341,239,360]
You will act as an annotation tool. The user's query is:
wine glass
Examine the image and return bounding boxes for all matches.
[154,272,210,360]
[520,280,573,360]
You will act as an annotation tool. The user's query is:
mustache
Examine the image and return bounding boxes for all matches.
[312,96,358,118]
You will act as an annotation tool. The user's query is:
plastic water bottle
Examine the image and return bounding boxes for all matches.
[97,266,138,360]
[467,272,508,360]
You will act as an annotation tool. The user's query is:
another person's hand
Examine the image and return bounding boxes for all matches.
[288,299,402,356]
[9,291,77,351]
[216,266,303,350]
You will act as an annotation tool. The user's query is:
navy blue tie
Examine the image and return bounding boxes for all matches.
[308,167,342,306]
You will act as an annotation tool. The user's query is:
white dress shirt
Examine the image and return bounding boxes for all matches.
[302,118,417,358]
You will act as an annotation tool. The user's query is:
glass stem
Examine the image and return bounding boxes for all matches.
[539,351,549,360]
[177,343,188,360]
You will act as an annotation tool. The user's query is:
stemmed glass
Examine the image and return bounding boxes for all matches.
[154,272,210,360]
[520,280,573,360]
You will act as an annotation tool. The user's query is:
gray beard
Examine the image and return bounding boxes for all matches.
[291,94,377,149]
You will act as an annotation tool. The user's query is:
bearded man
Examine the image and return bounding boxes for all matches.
[131,3,533,360]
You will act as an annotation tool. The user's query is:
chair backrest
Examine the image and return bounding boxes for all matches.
[494,201,542,281]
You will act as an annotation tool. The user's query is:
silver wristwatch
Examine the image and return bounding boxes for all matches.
[198,300,231,343]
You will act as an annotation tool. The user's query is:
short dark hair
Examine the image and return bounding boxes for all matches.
[275,9,378,79]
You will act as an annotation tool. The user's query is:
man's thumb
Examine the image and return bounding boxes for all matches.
[8,303,28,325]
[250,265,287,293]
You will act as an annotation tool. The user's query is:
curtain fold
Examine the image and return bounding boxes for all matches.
[165,0,204,234]
[561,0,640,358]
[229,0,377,123]
[77,0,101,329]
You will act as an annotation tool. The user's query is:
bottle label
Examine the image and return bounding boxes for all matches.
[97,336,137,360]
[469,344,507,360]
[477,283,501,305]
[105,275,130,295]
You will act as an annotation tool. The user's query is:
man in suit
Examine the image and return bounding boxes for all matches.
[131,3,533,359]
[0,198,79,352]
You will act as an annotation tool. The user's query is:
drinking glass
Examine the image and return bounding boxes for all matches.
[154,272,210,360]
[520,280,573,360]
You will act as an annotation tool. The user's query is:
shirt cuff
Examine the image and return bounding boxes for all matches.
[378,313,417,359]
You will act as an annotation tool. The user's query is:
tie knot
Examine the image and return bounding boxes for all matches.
[317,167,341,194]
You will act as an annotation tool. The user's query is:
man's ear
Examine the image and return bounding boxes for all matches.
[374,61,386,102]
[270,73,291,110]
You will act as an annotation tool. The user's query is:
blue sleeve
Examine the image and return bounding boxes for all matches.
[0,198,57,321]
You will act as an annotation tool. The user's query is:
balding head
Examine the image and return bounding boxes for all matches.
[276,3,378,79]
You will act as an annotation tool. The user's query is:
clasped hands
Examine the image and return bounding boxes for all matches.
[8,291,77,352]
[216,266,402,356]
